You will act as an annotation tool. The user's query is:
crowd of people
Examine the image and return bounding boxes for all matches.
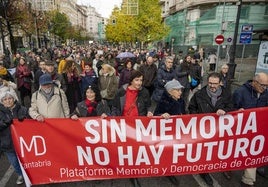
[0,44,267,187]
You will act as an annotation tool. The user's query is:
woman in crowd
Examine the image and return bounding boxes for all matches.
[0,91,29,185]
[80,61,98,98]
[15,56,32,106]
[154,79,185,185]
[118,58,134,88]
[0,76,18,101]
[62,58,82,113]
[98,64,118,108]
[111,70,153,187]
[70,84,110,119]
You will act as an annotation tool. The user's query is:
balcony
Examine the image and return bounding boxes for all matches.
[169,5,176,14]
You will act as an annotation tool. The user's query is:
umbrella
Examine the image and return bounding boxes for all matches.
[116,52,136,59]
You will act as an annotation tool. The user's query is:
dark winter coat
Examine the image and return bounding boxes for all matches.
[189,63,202,89]
[152,64,176,102]
[175,61,191,89]
[139,63,158,87]
[118,68,133,88]
[80,70,98,95]
[111,84,151,116]
[0,102,28,152]
[233,80,268,109]
[154,90,186,116]
[72,99,110,117]
[188,86,233,114]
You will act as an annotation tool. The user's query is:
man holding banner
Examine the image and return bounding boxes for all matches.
[233,72,268,187]
[188,72,234,186]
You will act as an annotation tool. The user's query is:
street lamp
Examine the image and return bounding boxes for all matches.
[228,0,242,79]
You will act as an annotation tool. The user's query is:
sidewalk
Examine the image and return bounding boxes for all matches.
[202,57,257,91]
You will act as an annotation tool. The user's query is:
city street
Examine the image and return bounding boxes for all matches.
[1,153,268,187]
[1,58,267,187]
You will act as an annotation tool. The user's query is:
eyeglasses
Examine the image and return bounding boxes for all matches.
[208,82,220,86]
[255,80,268,89]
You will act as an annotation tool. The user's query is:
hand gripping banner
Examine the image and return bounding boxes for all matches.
[11,107,268,186]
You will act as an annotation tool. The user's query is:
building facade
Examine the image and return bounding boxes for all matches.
[160,0,268,58]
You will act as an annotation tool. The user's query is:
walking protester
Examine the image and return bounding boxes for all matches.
[98,64,118,109]
[154,79,185,185]
[70,84,110,119]
[118,58,134,88]
[111,70,153,187]
[151,56,176,105]
[29,74,70,122]
[13,53,21,68]
[45,60,66,91]
[175,54,193,111]
[154,79,185,117]
[219,64,232,92]
[0,61,14,82]
[187,56,202,105]
[0,76,18,101]
[207,52,217,72]
[139,56,158,96]
[92,54,100,77]
[96,55,105,76]
[15,56,32,106]
[62,58,82,113]
[0,91,29,185]
[105,53,116,67]
[80,61,98,98]
[233,72,268,187]
[188,72,233,186]
[33,59,46,91]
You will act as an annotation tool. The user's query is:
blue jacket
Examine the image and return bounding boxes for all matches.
[233,80,268,109]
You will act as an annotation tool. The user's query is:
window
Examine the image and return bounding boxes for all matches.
[240,6,249,19]
[265,6,268,15]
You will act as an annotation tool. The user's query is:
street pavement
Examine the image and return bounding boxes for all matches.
[1,58,268,187]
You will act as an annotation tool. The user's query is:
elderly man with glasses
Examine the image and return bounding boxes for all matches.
[233,72,268,187]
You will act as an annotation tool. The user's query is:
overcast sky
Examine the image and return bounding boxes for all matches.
[77,0,122,18]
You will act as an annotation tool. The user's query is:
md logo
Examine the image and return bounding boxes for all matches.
[20,136,47,157]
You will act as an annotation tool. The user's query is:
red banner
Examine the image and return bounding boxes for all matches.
[11,107,268,185]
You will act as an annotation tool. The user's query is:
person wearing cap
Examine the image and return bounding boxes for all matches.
[153,79,185,186]
[188,72,233,186]
[0,91,29,185]
[29,74,70,122]
[154,79,185,118]
[45,59,66,91]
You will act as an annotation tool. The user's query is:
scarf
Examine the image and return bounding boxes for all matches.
[85,99,97,115]
[206,86,222,106]
[40,87,54,103]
